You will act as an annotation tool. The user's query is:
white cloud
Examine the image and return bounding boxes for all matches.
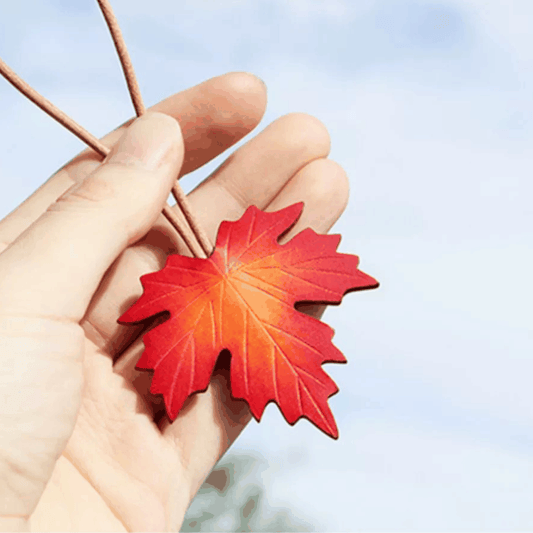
[234,414,533,530]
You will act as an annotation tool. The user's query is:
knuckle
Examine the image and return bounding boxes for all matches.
[49,168,123,212]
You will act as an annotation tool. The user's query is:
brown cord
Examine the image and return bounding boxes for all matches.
[0,55,201,255]
[96,0,145,117]
[0,1,214,258]
[96,0,213,258]
[0,58,109,158]
[168,186,213,257]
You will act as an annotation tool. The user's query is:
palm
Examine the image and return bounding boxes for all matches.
[59,227,253,531]
[62,335,246,531]
[65,336,187,532]
[0,73,348,531]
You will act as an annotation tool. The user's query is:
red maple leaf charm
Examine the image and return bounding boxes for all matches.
[118,202,378,438]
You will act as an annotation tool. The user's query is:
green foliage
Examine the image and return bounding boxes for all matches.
[181,452,314,532]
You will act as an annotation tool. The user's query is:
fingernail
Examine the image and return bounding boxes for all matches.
[105,112,181,171]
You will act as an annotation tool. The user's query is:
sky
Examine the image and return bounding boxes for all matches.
[1,0,532,531]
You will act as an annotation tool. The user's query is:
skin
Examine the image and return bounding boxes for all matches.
[0,72,349,532]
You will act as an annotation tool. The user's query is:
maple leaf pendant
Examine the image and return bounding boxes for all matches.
[118,202,379,438]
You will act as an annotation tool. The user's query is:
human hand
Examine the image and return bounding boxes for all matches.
[0,72,349,532]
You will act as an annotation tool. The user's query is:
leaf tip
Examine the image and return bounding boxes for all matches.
[358,269,380,290]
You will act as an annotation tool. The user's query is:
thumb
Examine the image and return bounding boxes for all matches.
[0,112,184,321]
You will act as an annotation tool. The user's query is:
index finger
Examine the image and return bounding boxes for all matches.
[0,71,267,246]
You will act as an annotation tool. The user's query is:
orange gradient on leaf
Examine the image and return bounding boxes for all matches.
[118,202,379,439]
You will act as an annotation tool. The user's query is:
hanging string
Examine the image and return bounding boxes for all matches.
[96,0,145,117]
[96,0,213,258]
[0,4,214,258]
[0,58,109,158]
[0,55,203,256]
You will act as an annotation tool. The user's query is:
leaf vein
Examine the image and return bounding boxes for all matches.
[225,280,329,425]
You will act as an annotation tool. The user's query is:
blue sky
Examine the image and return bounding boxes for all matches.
[1,0,532,530]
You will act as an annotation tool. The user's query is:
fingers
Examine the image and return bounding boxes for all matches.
[0,72,267,247]
[81,113,332,358]
[156,157,350,495]
[266,157,350,319]
[268,157,349,239]
[0,113,184,322]
[186,112,331,239]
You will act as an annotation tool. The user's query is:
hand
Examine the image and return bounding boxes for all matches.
[0,72,349,532]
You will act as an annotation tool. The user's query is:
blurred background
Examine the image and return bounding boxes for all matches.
[1,0,532,530]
